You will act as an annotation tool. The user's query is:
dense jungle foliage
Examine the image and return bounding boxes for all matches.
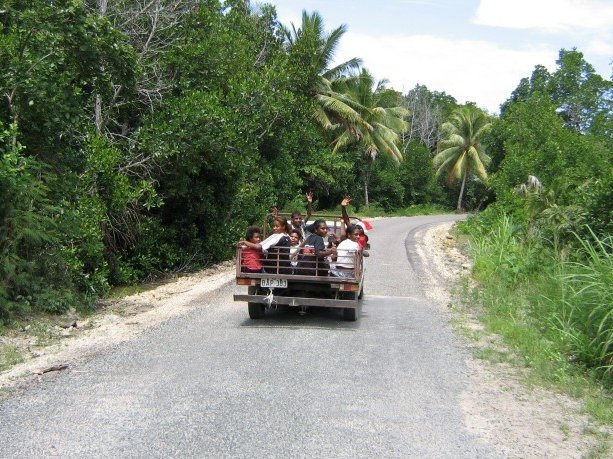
[1,1,612,381]
[459,50,613,383]
[0,0,456,316]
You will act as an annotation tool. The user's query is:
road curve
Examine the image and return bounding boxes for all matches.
[0,215,499,458]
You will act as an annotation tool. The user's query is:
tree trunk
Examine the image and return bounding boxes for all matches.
[362,158,372,209]
[456,173,467,211]
[7,88,19,150]
[95,93,103,134]
[94,0,107,134]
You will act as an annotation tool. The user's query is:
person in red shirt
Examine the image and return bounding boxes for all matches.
[237,226,263,273]
[354,222,370,250]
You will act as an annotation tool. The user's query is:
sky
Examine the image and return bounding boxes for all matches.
[265,0,613,114]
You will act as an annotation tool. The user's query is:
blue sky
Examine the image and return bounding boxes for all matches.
[265,0,613,113]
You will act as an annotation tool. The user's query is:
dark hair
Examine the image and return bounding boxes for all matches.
[290,211,302,219]
[272,216,291,233]
[345,223,359,235]
[245,226,261,241]
[307,219,327,233]
[289,228,303,241]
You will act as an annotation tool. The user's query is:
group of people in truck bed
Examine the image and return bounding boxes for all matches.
[237,194,369,277]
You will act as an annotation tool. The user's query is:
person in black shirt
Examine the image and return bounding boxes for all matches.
[297,220,336,276]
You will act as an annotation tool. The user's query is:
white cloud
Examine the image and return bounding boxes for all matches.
[586,38,613,58]
[473,0,613,31]
[336,32,558,113]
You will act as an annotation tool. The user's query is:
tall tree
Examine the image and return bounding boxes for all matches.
[502,49,612,140]
[433,107,492,211]
[332,69,409,206]
[402,84,458,153]
[282,10,365,133]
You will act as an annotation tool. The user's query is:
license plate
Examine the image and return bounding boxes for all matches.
[261,278,287,288]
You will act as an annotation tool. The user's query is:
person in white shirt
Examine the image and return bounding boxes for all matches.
[259,217,291,274]
[332,224,361,278]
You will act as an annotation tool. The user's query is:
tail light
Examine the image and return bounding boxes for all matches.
[340,283,359,292]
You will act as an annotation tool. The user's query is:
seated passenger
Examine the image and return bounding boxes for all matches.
[237,226,263,273]
[332,224,361,278]
[297,220,336,276]
[354,222,370,250]
[288,229,302,268]
[340,195,370,250]
[261,217,292,274]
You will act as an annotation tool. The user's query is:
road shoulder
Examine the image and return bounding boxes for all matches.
[1,261,235,395]
[416,222,611,458]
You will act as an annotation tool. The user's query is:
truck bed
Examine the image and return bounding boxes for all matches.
[233,246,364,320]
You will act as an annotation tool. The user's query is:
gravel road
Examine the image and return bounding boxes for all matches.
[0,215,599,458]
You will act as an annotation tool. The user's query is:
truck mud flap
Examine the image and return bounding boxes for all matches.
[233,294,358,309]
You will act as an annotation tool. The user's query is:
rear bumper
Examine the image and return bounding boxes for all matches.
[233,294,358,309]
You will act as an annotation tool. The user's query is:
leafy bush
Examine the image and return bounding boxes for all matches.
[461,211,613,389]
[0,125,63,317]
[553,230,613,377]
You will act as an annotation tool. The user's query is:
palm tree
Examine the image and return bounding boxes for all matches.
[433,107,492,211]
[283,13,408,207]
[331,69,409,206]
[282,11,366,133]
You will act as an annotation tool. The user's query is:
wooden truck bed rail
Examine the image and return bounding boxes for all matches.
[234,246,364,283]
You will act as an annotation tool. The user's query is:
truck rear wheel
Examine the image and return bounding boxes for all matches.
[343,307,358,321]
[341,292,359,322]
[248,302,265,319]
[248,286,265,319]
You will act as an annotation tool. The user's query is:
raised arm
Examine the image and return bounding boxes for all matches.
[305,191,313,222]
[340,196,352,227]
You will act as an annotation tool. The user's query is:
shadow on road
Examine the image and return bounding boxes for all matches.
[239,304,370,330]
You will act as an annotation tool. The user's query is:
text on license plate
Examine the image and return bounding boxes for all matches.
[260,278,287,288]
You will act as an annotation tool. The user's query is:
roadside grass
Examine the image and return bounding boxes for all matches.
[107,283,158,300]
[456,215,613,425]
[355,203,453,218]
[0,317,70,371]
[0,345,24,372]
[317,203,453,218]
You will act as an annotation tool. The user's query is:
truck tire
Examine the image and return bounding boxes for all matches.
[343,307,358,321]
[341,292,359,322]
[248,286,265,319]
[248,302,265,319]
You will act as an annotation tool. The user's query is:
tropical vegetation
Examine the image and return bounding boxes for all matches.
[433,107,491,211]
[1,1,612,394]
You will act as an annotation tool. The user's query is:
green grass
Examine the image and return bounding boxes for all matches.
[106,283,158,299]
[458,214,613,424]
[583,434,611,459]
[473,347,518,365]
[0,345,24,372]
[318,203,453,218]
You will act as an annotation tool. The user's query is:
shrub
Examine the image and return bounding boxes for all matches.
[553,230,613,378]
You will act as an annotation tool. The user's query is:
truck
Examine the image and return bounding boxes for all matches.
[233,213,366,321]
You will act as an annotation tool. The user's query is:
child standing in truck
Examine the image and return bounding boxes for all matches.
[288,228,302,268]
[237,226,263,273]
